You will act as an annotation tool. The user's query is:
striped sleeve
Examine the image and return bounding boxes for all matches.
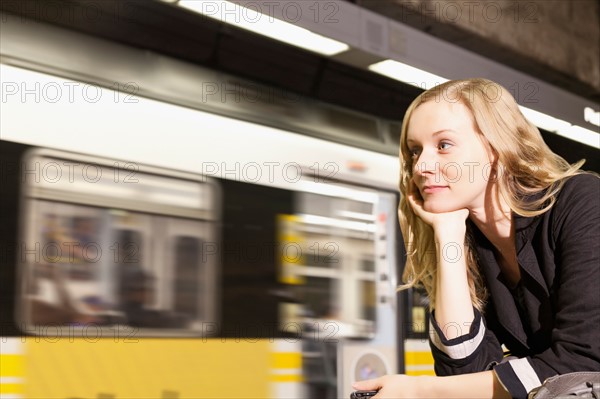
[429,307,505,374]
[493,358,542,399]
[429,307,487,360]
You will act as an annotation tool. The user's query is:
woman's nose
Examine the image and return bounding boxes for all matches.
[413,150,439,175]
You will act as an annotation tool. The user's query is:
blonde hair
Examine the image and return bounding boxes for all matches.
[398,78,586,311]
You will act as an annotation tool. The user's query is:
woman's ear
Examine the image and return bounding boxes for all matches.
[476,130,498,167]
[484,139,499,165]
[483,142,500,182]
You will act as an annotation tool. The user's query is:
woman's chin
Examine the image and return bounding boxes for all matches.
[423,201,458,214]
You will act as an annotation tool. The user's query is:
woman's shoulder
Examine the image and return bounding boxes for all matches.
[561,172,600,186]
[556,173,600,202]
[551,172,600,226]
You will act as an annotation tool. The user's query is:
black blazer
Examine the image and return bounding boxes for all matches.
[428,173,600,399]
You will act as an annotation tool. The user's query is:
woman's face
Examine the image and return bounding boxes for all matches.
[406,99,496,213]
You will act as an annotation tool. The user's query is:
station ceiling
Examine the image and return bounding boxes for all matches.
[1,0,598,170]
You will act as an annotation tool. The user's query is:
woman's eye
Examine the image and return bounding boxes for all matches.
[409,148,420,158]
[438,141,453,150]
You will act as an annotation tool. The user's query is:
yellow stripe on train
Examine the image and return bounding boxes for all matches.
[24,338,272,399]
[404,342,435,376]
[0,382,24,395]
[405,350,434,365]
[0,355,24,378]
[0,338,24,398]
[270,374,304,383]
[269,341,304,398]
[270,352,302,370]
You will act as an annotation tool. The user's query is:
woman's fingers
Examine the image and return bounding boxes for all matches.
[407,189,469,228]
[407,192,422,210]
[352,377,383,391]
[407,192,430,223]
[353,374,430,398]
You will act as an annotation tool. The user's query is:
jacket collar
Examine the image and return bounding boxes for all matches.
[467,191,548,347]
[510,189,549,293]
[513,211,542,254]
[468,218,529,347]
[513,212,548,294]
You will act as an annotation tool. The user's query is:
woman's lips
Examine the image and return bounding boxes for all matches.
[422,185,449,194]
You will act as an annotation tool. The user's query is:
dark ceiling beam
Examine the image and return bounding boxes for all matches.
[352,0,600,103]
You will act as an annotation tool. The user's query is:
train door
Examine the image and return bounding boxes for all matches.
[276,182,400,398]
[337,190,400,399]
[160,217,218,330]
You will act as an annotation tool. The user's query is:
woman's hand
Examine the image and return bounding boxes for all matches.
[353,371,509,399]
[352,374,430,398]
[407,181,469,239]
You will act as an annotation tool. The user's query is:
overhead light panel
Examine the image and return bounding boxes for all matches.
[559,124,599,149]
[179,0,350,56]
[519,106,571,134]
[520,106,599,149]
[368,59,448,90]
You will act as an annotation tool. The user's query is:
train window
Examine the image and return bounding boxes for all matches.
[304,233,341,268]
[23,202,106,328]
[277,187,383,338]
[113,230,143,263]
[173,236,203,319]
[19,150,219,336]
[359,280,376,322]
[301,276,339,319]
[361,259,375,272]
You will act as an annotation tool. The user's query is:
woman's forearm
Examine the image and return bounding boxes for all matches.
[423,371,511,399]
[434,230,474,339]
[353,370,512,398]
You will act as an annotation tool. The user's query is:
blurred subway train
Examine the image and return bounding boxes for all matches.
[1,7,598,399]
[0,13,436,399]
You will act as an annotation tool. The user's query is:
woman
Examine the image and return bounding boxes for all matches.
[353,78,600,398]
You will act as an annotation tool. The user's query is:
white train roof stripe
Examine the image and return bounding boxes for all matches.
[0,339,22,355]
[0,64,399,191]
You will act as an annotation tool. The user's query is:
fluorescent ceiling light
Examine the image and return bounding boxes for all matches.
[560,124,599,149]
[368,59,448,90]
[521,106,599,149]
[584,106,600,127]
[520,106,571,133]
[179,0,349,56]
